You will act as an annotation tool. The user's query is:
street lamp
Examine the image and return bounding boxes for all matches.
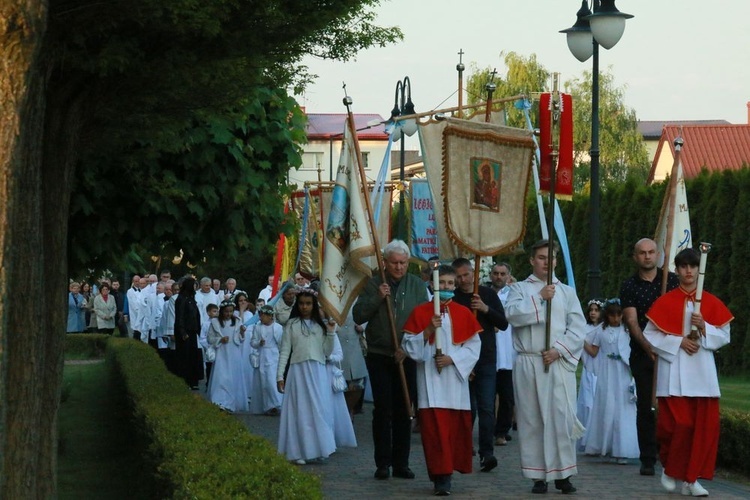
[560,0,632,299]
[391,76,417,241]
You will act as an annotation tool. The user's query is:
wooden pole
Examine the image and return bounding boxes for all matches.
[392,94,525,123]
[343,94,413,418]
[544,74,561,374]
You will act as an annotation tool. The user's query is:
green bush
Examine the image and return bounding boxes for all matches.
[718,409,750,477]
[106,338,321,499]
[65,333,110,359]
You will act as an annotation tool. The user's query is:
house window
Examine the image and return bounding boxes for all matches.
[362,151,369,169]
[301,152,323,171]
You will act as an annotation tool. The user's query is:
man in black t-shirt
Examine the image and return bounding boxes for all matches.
[619,238,679,476]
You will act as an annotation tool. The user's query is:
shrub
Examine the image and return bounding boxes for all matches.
[65,333,110,359]
[106,338,321,498]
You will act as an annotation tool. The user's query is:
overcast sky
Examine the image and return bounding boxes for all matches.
[299,0,749,125]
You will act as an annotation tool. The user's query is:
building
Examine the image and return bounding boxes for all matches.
[290,112,389,187]
[638,120,730,163]
[648,123,750,184]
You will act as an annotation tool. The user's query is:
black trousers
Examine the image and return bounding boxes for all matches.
[366,352,416,470]
[494,369,514,437]
[630,348,657,466]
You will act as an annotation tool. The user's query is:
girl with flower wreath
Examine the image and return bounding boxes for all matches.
[582,298,639,463]
[577,298,605,451]
[276,289,337,465]
[207,300,248,413]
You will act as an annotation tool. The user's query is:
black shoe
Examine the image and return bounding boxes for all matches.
[531,481,548,494]
[393,467,415,479]
[505,433,512,441]
[433,475,452,496]
[554,478,577,494]
[480,455,498,472]
[640,464,655,476]
[374,466,390,480]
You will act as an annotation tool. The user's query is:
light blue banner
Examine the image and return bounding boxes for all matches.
[410,179,439,261]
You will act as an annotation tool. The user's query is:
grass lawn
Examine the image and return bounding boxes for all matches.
[719,374,750,413]
[57,361,138,499]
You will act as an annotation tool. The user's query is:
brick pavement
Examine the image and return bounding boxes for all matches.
[235,403,750,499]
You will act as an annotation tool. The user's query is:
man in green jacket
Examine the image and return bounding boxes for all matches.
[354,239,428,481]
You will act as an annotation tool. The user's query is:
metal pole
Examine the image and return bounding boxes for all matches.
[399,121,406,240]
[588,9,602,299]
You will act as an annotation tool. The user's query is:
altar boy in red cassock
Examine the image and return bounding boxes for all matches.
[644,248,733,498]
[401,264,482,496]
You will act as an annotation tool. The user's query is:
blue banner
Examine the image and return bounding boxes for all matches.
[410,179,439,261]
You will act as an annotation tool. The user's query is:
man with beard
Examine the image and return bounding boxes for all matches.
[620,238,679,476]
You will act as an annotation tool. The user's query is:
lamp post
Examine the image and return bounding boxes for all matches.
[560,0,632,298]
[391,77,417,241]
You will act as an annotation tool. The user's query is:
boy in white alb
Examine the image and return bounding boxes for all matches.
[402,264,482,496]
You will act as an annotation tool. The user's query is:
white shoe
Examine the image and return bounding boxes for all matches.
[661,472,677,492]
[616,458,628,465]
[681,480,709,497]
[294,459,306,465]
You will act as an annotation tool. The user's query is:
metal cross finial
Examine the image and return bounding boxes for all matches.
[458,48,464,64]
[489,68,498,82]
[341,82,352,107]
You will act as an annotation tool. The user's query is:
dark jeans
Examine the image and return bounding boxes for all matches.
[470,361,497,459]
[494,369,514,437]
[631,348,657,466]
[366,352,416,469]
[116,314,129,337]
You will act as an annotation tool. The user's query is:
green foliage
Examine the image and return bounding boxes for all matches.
[47,0,401,276]
[565,68,650,189]
[106,338,322,498]
[499,168,750,374]
[64,334,110,359]
[466,51,550,128]
[466,54,649,195]
[718,409,750,477]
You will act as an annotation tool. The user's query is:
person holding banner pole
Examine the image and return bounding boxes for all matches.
[353,240,428,480]
[504,239,586,494]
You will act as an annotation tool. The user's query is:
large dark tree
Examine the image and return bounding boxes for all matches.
[0,1,401,496]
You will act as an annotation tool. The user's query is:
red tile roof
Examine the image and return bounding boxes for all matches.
[648,124,750,182]
[306,113,389,141]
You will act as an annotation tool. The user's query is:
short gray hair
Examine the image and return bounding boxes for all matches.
[383,239,410,259]
[200,277,212,285]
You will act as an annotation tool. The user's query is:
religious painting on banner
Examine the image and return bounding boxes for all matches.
[538,92,574,199]
[471,158,501,211]
[418,108,506,260]
[441,118,535,256]
[291,189,324,281]
[319,120,376,324]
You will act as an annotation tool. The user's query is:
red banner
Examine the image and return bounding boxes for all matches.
[539,92,574,200]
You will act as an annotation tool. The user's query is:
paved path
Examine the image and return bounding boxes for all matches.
[235,404,750,499]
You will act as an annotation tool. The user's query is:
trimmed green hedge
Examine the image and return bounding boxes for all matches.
[718,409,750,477]
[105,338,322,499]
[65,333,110,359]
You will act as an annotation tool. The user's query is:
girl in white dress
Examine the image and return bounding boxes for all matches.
[207,301,248,413]
[577,298,604,452]
[583,298,639,463]
[325,334,357,448]
[250,305,284,415]
[276,290,337,465]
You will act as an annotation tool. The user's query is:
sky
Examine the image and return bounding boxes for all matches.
[299,0,749,125]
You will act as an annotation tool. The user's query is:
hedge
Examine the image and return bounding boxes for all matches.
[501,167,750,374]
[105,337,321,499]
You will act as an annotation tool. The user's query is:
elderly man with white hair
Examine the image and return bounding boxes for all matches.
[197,277,220,324]
[353,239,428,481]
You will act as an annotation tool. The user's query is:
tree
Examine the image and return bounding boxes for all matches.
[0,1,401,496]
[466,54,649,192]
[565,68,650,191]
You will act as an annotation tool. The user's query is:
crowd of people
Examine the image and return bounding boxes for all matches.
[65,237,732,497]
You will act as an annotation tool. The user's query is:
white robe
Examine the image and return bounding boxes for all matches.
[250,321,284,413]
[576,325,599,451]
[582,324,639,458]
[401,311,481,410]
[505,275,587,481]
[325,335,357,447]
[644,301,730,398]
[207,318,248,412]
